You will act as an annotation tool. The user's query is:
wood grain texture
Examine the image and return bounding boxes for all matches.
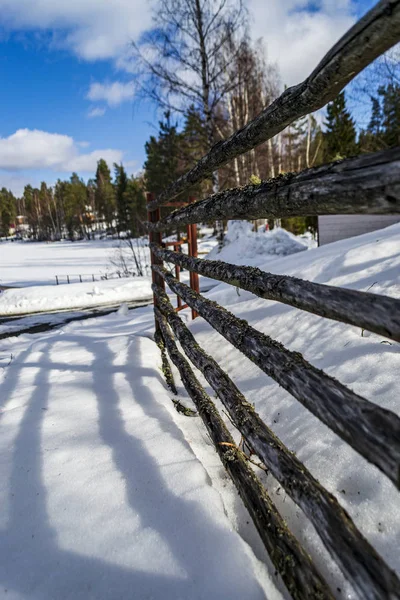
[147,1,400,210]
[146,148,400,230]
[153,266,400,490]
[150,242,400,343]
[153,286,400,600]
[154,306,334,600]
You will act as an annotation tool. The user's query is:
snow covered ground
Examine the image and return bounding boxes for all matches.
[207,221,312,266]
[0,239,120,287]
[0,306,282,600]
[0,278,152,316]
[0,223,399,599]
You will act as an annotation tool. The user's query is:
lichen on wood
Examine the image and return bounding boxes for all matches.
[150,242,400,343]
[145,148,400,231]
[152,283,400,600]
[154,306,334,600]
[152,266,400,491]
[154,329,177,395]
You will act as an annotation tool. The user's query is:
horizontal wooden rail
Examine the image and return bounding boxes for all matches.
[153,266,400,488]
[153,285,400,600]
[151,243,400,343]
[154,306,333,600]
[145,148,400,231]
[147,0,400,210]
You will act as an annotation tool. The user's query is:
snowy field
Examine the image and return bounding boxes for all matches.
[0,223,399,599]
[0,226,309,315]
[0,239,122,287]
[0,279,153,316]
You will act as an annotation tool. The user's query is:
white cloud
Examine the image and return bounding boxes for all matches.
[0,0,359,87]
[87,107,106,118]
[0,0,151,61]
[66,149,123,171]
[0,128,123,172]
[0,129,74,170]
[87,81,134,107]
[248,0,356,86]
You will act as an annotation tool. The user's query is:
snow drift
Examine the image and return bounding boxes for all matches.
[206,220,310,266]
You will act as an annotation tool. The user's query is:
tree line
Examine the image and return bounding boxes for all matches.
[0,161,147,241]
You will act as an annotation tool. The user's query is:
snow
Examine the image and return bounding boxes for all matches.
[0,222,399,599]
[0,239,123,287]
[0,308,282,600]
[191,222,400,597]
[0,278,152,316]
[206,220,311,266]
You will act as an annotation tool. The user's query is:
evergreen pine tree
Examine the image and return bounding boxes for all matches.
[180,106,209,197]
[0,188,16,238]
[379,83,400,147]
[114,163,129,234]
[324,92,357,161]
[95,159,116,230]
[368,96,382,136]
[125,176,146,236]
[359,95,384,153]
[63,174,89,240]
[144,112,182,197]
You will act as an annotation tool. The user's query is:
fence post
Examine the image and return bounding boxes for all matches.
[174,243,182,309]
[79,274,82,283]
[55,276,59,286]
[187,198,199,319]
[67,275,70,284]
[147,192,165,329]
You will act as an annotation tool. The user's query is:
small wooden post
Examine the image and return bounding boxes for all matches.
[147,192,165,329]
[55,276,59,286]
[174,243,182,308]
[187,197,199,319]
[79,274,82,283]
[67,275,70,284]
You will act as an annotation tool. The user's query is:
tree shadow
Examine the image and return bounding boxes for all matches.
[0,332,267,599]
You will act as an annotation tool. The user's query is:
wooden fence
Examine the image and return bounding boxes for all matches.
[54,272,130,285]
[145,2,400,598]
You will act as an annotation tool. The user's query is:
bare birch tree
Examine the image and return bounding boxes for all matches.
[132,0,248,246]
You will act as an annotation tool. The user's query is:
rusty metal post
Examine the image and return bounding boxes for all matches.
[174,243,182,308]
[187,198,199,319]
[147,192,165,329]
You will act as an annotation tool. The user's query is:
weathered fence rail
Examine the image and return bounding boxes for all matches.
[145,1,400,598]
[155,303,334,600]
[147,0,400,211]
[153,265,400,487]
[146,148,400,232]
[153,284,400,600]
[150,243,400,342]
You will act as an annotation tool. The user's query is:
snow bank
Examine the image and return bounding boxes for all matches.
[206,221,309,266]
[192,223,400,596]
[0,277,152,316]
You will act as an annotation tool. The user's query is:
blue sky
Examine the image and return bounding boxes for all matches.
[0,0,376,196]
